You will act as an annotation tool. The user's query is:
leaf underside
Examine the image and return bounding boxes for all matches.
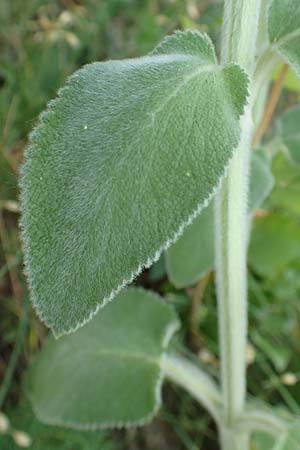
[25,288,179,429]
[249,213,300,278]
[253,410,300,450]
[166,151,274,288]
[21,30,248,336]
[268,0,300,74]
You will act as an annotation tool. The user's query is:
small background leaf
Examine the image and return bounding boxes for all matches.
[279,106,300,164]
[253,411,300,450]
[251,330,292,373]
[166,151,274,287]
[268,0,300,74]
[249,214,300,278]
[0,402,118,450]
[166,204,214,288]
[267,153,300,216]
[249,150,275,212]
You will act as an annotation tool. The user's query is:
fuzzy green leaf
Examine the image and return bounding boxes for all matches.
[166,203,214,288]
[249,214,300,278]
[267,153,300,216]
[166,151,274,287]
[270,422,300,450]
[268,0,300,74]
[25,288,179,429]
[0,402,116,450]
[253,413,300,450]
[21,30,248,336]
[249,150,275,212]
[280,106,300,164]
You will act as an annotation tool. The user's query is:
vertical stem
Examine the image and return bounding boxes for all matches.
[215,111,252,449]
[215,1,262,448]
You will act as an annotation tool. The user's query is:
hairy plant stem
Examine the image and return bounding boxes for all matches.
[161,354,222,424]
[215,1,262,449]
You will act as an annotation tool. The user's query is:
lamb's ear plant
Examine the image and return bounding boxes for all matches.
[20,0,300,449]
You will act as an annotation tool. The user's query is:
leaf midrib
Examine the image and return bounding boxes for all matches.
[273,27,300,48]
[149,64,217,121]
[93,61,219,266]
[58,347,160,366]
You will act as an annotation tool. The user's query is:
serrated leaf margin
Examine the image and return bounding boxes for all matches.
[19,48,249,337]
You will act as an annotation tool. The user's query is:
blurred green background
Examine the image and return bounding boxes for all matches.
[1,1,300,449]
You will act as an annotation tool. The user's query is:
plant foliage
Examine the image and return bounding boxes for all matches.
[25,288,179,428]
[21,30,248,336]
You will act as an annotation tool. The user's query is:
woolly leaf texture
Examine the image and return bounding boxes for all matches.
[279,106,300,164]
[25,288,179,429]
[268,0,300,74]
[21,30,248,336]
